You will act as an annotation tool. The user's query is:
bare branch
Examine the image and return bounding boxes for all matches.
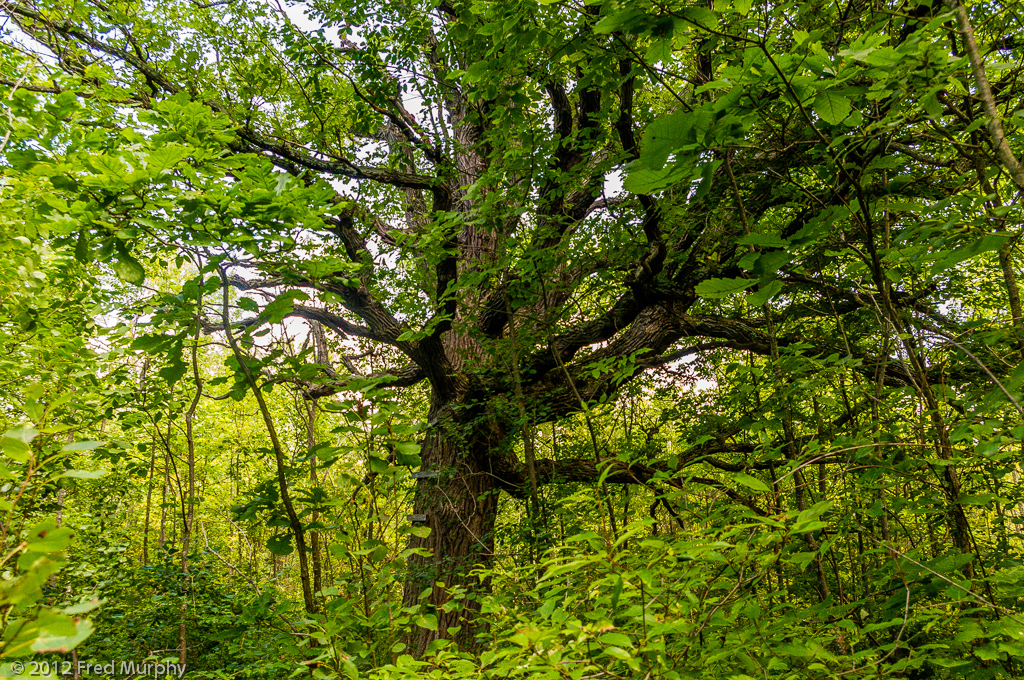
[235,127,436,190]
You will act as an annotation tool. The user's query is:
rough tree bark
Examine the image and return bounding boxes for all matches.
[401,397,505,655]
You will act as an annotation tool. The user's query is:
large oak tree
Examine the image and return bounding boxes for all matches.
[2,0,1022,654]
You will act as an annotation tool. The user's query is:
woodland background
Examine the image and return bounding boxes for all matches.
[2,0,1024,677]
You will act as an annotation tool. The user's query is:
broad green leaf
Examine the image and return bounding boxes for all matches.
[5,424,39,443]
[593,7,645,34]
[679,6,718,27]
[695,277,754,299]
[1,437,30,463]
[793,500,833,533]
[746,280,784,306]
[734,473,770,493]
[368,453,390,474]
[599,632,633,647]
[394,441,422,466]
[112,243,145,285]
[32,618,94,653]
[266,534,294,556]
[237,297,259,312]
[260,290,310,324]
[61,441,104,452]
[415,613,438,631]
[622,162,689,193]
[408,525,431,538]
[54,469,108,480]
[813,91,852,125]
[24,522,74,554]
[931,234,1011,273]
[2,424,37,463]
[737,233,789,248]
[63,599,103,616]
[603,646,632,660]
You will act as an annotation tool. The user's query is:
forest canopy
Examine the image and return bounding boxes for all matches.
[2,0,1024,676]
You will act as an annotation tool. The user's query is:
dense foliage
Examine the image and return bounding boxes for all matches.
[2,0,1024,677]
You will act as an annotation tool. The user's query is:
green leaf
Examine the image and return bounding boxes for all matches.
[2,434,33,463]
[746,279,784,306]
[260,290,310,324]
[360,538,388,562]
[754,250,792,281]
[622,162,689,193]
[2,424,37,461]
[5,424,39,443]
[131,333,173,352]
[32,618,94,653]
[74,231,91,263]
[610,574,624,610]
[693,159,719,200]
[813,91,852,125]
[931,234,1011,274]
[734,473,770,492]
[394,441,421,466]
[736,233,789,248]
[639,110,707,168]
[593,7,645,34]
[21,522,74,561]
[415,613,438,631]
[695,277,754,299]
[266,534,294,556]
[54,469,108,480]
[603,646,632,660]
[61,441,104,452]
[599,632,633,647]
[793,500,833,533]
[112,243,145,285]
[679,6,718,27]
[369,453,390,474]
[63,599,103,616]
[237,297,259,313]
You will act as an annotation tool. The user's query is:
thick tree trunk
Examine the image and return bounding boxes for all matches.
[402,396,505,656]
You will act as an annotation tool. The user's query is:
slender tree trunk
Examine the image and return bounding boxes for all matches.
[305,400,324,600]
[219,271,316,614]
[159,450,169,552]
[899,330,974,572]
[179,319,203,670]
[307,321,330,599]
[143,442,157,566]
[998,246,1024,353]
[866,210,975,572]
